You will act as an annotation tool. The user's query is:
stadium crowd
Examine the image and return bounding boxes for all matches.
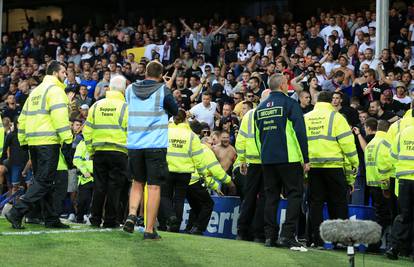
[0,0,414,260]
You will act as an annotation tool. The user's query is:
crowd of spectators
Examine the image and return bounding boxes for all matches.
[1,1,414,206]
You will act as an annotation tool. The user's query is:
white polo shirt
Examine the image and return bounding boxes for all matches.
[190,102,218,130]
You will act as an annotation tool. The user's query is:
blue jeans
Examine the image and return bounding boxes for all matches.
[8,165,33,186]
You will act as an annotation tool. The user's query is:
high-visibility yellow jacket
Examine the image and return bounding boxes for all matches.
[343,156,357,186]
[386,109,414,178]
[235,109,261,164]
[18,75,72,146]
[73,140,94,185]
[304,102,359,169]
[83,91,128,156]
[0,122,4,159]
[391,126,414,181]
[167,122,204,173]
[364,131,392,189]
[190,144,231,190]
[57,151,68,171]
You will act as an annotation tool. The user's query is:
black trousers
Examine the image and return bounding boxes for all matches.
[52,170,68,216]
[186,181,214,232]
[389,179,414,254]
[160,172,191,227]
[77,182,94,223]
[14,145,60,224]
[237,164,265,239]
[233,167,246,200]
[368,186,392,230]
[90,151,128,227]
[262,162,303,240]
[309,168,348,245]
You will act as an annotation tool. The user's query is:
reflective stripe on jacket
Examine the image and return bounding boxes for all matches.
[304,102,359,169]
[18,75,72,146]
[167,122,204,173]
[83,91,128,155]
[236,109,261,164]
[365,131,392,189]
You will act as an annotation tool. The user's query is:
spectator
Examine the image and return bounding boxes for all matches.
[94,70,111,100]
[368,100,399,123]
[81,70,97,99]
[299,90,313,114]
[393,82,412,104]
[189,92,217,130]
[2,95,21,121]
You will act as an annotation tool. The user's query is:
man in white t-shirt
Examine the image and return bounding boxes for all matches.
[80,32,95,52]
[319,17,344,43]
[189,92,217,130]
[247,35,262,55]
[359,48,380,71]
[358,33,376,54]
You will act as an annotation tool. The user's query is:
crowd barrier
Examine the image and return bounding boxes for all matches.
[180,196,376,239]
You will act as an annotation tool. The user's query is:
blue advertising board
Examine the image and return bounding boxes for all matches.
[181,196,376,239]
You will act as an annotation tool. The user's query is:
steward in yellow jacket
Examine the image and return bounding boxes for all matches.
[162,110,205,232]
[82,75,129,228]
[304,91,359,247]
[364,120,393,231]
[73,139,94,223]
[186,140,232,235]
[7,61,72,229]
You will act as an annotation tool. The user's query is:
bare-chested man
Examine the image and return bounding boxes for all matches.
[213,131,237,175]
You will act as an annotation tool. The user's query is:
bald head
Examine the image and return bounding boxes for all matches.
[109,75,127,94]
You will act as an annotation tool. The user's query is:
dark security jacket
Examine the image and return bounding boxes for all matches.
[254,91,309,164]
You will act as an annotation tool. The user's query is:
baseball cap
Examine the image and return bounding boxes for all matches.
[395,81,406,89]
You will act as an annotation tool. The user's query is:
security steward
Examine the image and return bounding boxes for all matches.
[83,75,128,228]
[6,61,73,229]
[304,91,359,247]
[73,139,94,224]
[254,73,309,249]
[159,109,205,232]
[364,120,393,245]
[388,124,414,261]
[236,89,271,242]
[186,136,233,235]
[385,105,414,259]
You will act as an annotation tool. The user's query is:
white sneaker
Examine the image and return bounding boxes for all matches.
[84,215,91,225]
[68,213,76,222]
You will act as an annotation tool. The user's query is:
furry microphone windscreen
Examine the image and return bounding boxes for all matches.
[319,219,382,245]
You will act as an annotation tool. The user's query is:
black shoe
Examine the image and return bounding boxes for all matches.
[264,239,275,247]
[385,247,399,260]
[167,216,180,232]
[45,221,70,229]
[276,237,308,251]
[103,223,120,228]
[136,216,145,227]
[144,230,161,240]
[5,209,24,229]
[189,226,203,235]
[89,216,101,227]
[236,232,248,241]
[123,215,137,233]
[25,217,42,224]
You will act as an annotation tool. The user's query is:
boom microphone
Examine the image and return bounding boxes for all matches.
[320,219,381,245]
[320,219,382,267]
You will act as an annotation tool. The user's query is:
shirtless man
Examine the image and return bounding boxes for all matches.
[330,55,354,86]
[213,131,237,175]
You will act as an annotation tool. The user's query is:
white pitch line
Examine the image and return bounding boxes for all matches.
[0,228,121,236]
